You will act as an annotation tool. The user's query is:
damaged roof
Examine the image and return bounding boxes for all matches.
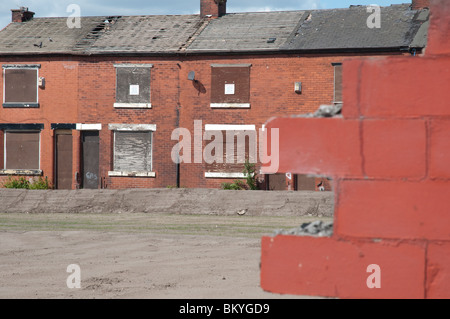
[283,4,429,51]
[185,11,308,53]
[86,15,206,54]
[0,4,429,56]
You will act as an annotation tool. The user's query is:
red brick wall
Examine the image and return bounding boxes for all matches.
[178,53,401,189]
[0,57,79,187]
[0,51,405,190]
[77,57,180,189]
[261,0,450,298]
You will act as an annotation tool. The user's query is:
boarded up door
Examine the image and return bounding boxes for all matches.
[268,173,286,191]
[55,131,73,189]
[82,131,99,189]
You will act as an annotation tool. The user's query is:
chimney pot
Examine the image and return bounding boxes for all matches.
[11,7,35,23]
[200,0,227,18]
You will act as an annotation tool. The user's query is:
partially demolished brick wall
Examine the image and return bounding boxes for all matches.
[260,0,450,299]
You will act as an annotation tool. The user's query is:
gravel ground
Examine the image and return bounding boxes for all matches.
[0,213,331,299]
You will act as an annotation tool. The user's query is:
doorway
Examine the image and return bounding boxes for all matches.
[55,130,73,190]
[81,131,99,189]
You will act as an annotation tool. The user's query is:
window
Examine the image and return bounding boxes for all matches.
[108,124,156,177]
[114,64,153,109]
[2,131,41,174]
[3,64,40,108]
[204,125,256,178]
[210,64,251,108]
[333,63,343,104]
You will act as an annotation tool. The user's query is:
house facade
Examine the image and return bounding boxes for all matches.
[0,0,430,190]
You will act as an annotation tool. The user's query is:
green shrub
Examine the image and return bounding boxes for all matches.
[3,176,30,189]
[221,180,247,190]
[3,176,53,190]
[221,160,258,191]
[29,176,52,190]
[243,160,257,190]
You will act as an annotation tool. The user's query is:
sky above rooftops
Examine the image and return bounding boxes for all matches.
[0,0,410,31]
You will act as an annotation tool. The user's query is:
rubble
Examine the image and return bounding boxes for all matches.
[273,220,334,237]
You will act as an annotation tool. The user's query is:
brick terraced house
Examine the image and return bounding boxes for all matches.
[0,0,430,190]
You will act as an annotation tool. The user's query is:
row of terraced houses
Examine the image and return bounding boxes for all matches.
[0,0,430,190]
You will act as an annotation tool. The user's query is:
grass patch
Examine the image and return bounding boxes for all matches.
[0,213,333,239]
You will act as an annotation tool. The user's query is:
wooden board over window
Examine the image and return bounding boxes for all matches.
[5,131,40,170]
[114,131,152,172]
[333,63,343,103]
[3,68,38,106]
[211,65,250,104]
[205,130,256,174]
[115,66,151,104]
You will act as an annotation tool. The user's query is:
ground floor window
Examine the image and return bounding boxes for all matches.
[4,131,40,170]
[108,124,156,177]
[204,124,256,179]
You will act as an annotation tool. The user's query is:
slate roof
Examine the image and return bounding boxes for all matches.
[0,4,429,56]
[185,11,308,53]
[283,4,429,51]
[0,17,105,55]
[87,15,206,54]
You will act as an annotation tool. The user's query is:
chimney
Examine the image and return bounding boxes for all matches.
[411,0,430,10]
[200,0,227,18]
[11,7,35,23]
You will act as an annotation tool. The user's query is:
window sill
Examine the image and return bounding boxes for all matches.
[205,172,251,179]
[114,103,152,109]
[3,103,39,108]
[108,171,156,178]
[210,103,250,109]
[0,169,42,176]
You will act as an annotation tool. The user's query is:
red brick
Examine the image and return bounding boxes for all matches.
[426,242,450,299]
[263,117,363,177]
[362,119,427,178]
[336,180,450,241]
[341,58,364,119]
[426,0,450,56]
[261,235,425,299]
[358,57,450,118]
[430,119,450,179]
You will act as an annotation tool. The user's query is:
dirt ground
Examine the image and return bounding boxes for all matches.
[0,213,331,299]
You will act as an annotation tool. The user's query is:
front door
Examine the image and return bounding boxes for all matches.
[81,131,99,189]
[55,130,73,189]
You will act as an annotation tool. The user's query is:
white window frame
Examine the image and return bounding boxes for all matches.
[2,64,40,107]
[204,124,256,179]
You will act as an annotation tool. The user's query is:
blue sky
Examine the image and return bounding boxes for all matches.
[0,0,411,30]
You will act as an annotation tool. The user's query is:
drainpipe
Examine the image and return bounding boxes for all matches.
[176,63,182,189]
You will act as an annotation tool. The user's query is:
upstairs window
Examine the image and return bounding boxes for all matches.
[210,64,251,109]
[114,64,153,109]
[332,63,343,104]
[3,64,40,108]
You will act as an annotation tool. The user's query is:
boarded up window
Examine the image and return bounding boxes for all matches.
[114,131,152,172]
[5,131,40,169]
[205,130,256,173]
[296,174,316,191]
[116,67,151,104]
[211,66,250,104]
[3,68,38,104]
[333,63,343,103]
